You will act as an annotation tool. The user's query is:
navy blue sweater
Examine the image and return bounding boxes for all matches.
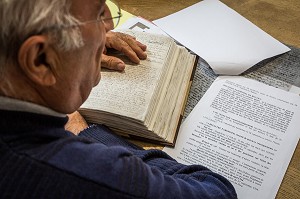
[0,110,237,198]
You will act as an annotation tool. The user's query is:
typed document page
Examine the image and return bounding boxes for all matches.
[164,76,300,199]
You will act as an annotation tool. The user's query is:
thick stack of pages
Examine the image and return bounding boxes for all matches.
[79,30,196,145]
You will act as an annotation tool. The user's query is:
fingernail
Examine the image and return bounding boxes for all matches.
[142,44,147,50]
[142,52,147,59]
[117,63,125,71]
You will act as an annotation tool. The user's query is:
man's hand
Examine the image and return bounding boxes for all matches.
[65,111,88,135]
[102,31,147,71]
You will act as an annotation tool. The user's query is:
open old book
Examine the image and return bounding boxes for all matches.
[79,30,197,146]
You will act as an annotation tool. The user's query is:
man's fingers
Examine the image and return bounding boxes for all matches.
[136,40,147,51]
[106,36,140,64]
[117,33,147,60]
[123,37,147,60]
[101,54,125,71]
[106,32,147,64]
[117,41,142,64]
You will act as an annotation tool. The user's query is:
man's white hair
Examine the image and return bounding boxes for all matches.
[0,0,84,69]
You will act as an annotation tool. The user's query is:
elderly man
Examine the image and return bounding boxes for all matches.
[0,0,237,198]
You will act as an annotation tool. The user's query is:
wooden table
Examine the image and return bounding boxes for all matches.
[118,0,300,198]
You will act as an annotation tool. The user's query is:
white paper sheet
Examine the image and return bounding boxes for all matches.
[163,76,300,199]
[154,0,290,75]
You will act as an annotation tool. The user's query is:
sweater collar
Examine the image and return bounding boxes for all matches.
[0,96,66,118]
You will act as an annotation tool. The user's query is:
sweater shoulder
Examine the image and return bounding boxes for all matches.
[0,138,143,199]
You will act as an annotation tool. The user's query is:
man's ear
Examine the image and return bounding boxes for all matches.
[18,35,56,86]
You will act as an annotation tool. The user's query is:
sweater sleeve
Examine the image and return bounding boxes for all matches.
[77,125,237,199]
